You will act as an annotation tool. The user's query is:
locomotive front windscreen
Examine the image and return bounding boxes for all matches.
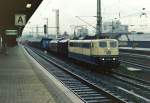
[110,41,117,48]
[99,42,107,48]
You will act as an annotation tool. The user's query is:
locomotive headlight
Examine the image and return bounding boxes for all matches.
[102,58,105,60]
[113,58,116,60]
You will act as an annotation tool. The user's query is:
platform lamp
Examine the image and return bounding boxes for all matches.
[26,3,32,9]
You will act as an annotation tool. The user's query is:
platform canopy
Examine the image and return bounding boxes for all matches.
[0,0,43,30]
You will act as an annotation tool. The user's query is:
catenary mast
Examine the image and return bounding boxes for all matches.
[96,0,102,38]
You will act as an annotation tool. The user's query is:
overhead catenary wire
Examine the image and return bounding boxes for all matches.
[75,16,97,30]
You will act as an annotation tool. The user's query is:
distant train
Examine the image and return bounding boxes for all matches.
[27,38,120,70]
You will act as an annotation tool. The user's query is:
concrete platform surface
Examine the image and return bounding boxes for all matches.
[0,46,56,103]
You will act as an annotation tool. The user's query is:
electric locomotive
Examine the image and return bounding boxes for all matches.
[68,39,120,68]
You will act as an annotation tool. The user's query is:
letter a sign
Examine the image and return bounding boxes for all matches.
[15,14,26,26]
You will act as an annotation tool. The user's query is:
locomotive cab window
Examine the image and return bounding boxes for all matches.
[110,42,117,48]
[82,43,90,48]
[99,42,107,48]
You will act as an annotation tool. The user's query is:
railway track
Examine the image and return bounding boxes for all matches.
[111,72,150,94]
[120,53,150,66]
[119,59,150,72]
[121,56,150,65]
[113,72,150,89]
[26,46,150,103]
[25,46,127,103]
[120,52,150,62]
[120,52,150,71]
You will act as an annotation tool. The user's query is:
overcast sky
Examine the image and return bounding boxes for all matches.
[23,0,150,35]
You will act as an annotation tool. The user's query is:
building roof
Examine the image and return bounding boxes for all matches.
[119,33,150,41]
[0,0,43,30]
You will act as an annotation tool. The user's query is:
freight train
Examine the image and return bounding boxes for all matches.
[27,38,120,70]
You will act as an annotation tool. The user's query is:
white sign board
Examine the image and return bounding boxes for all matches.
[15,14,26,26]
[5,30,18,36]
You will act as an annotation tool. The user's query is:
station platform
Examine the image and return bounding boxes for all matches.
[0,46,57,103]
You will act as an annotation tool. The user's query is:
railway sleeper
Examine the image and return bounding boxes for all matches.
[73,88,93,92]
[80,93,102,97]
[77,91,100,95]
[70,87,90,90]
[86,99,110,103]
[83,96,107,100]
